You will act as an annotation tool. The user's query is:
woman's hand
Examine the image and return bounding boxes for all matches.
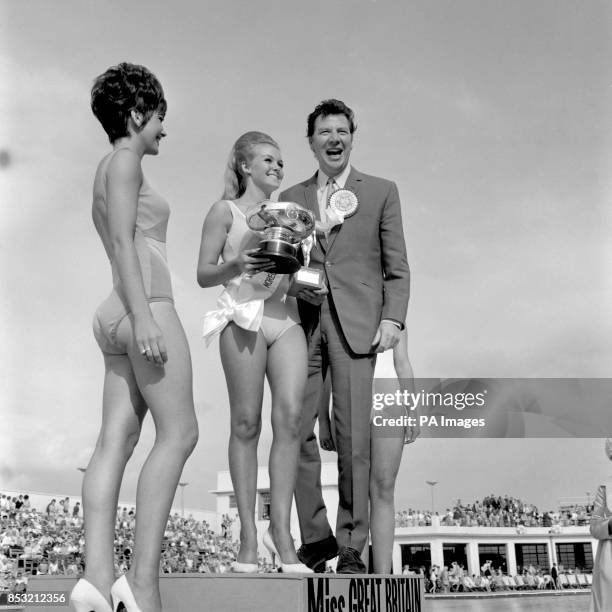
[134,313,167,367]
[198,201,276,288]
[404,419,421,445]
[318,419,336,452]
[237,248,276,277]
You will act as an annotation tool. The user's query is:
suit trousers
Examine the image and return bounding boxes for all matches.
[295,294,376,553]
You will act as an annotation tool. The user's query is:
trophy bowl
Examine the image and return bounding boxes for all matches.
[246,201,315,273]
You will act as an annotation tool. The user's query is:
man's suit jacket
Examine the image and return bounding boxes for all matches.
[280,167,410,355]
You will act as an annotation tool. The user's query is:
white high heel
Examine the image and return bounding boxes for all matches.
[262,529,313,574]
[110,575,143,612]
[231,561,259,573]
[70,578,112,612]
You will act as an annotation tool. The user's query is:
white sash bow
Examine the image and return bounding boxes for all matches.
[202,271,283,346]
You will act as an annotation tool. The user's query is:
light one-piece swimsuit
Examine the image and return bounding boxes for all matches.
[202,200,299,346]
[92,149,173,354]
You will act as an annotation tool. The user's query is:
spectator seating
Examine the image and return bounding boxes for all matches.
[557,574,570,588]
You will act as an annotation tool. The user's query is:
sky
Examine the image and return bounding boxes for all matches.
[1,0,611,516]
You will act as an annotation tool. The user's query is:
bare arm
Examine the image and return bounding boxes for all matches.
[393,329,414,382]
[106,149,166,365]
[196,200,273,287]
[393,329,420,443]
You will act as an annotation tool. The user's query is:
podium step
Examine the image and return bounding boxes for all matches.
[27,574,425,612]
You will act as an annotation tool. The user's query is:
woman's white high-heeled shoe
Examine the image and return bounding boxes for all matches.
[70,578,112,612]
[110,575,143,612]
[230,561,259,573]
[262,529,313,574]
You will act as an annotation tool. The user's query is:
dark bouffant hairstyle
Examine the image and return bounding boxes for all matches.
[91,62,167,143]
[306,99,357,138]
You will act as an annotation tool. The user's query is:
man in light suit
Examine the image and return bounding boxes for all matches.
[280,99,410,573]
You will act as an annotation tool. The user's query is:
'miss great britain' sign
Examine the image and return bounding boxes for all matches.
[305,576,424,612]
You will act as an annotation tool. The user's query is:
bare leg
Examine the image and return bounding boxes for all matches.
[116,302,198,612]
[266,325,308,564]
[220,323,267,564]
[370,423,404,573]
[82,354,147,604]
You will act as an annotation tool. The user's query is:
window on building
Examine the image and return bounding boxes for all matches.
[515,543,549,572]
[556,542,593,572]
[400,543,431,573]
[258,490,271,521]
[478,543,507,573]
[443,543,468,572]
[229,495,237,509]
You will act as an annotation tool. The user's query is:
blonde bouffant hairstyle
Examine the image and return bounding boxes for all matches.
[222,131,279,199]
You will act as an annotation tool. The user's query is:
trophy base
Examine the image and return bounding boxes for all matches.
[292,267,325,291]
[251,240,301,274]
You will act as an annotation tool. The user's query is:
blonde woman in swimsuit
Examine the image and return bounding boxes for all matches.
[70,63,198,612]
[198,132,311,573]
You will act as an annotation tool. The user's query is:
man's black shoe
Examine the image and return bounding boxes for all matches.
[297,535,339,572]
[336,546,367,574]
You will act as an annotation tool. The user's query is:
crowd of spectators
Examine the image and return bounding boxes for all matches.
[157,513,276,575]
[0,493,274,594]
[1,493,84,593]
[0,491,595,594]
[395,494,592,528]
[403,560,593,594]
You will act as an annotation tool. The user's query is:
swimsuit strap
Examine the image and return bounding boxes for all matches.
[225,199,247,218]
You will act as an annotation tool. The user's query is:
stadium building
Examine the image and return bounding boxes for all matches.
[211,463,596,576]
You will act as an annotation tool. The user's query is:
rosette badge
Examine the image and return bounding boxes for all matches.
[328,188,359,219]
[246,201,315,273]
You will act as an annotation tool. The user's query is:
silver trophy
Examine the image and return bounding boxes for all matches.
[246,201,315,274]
